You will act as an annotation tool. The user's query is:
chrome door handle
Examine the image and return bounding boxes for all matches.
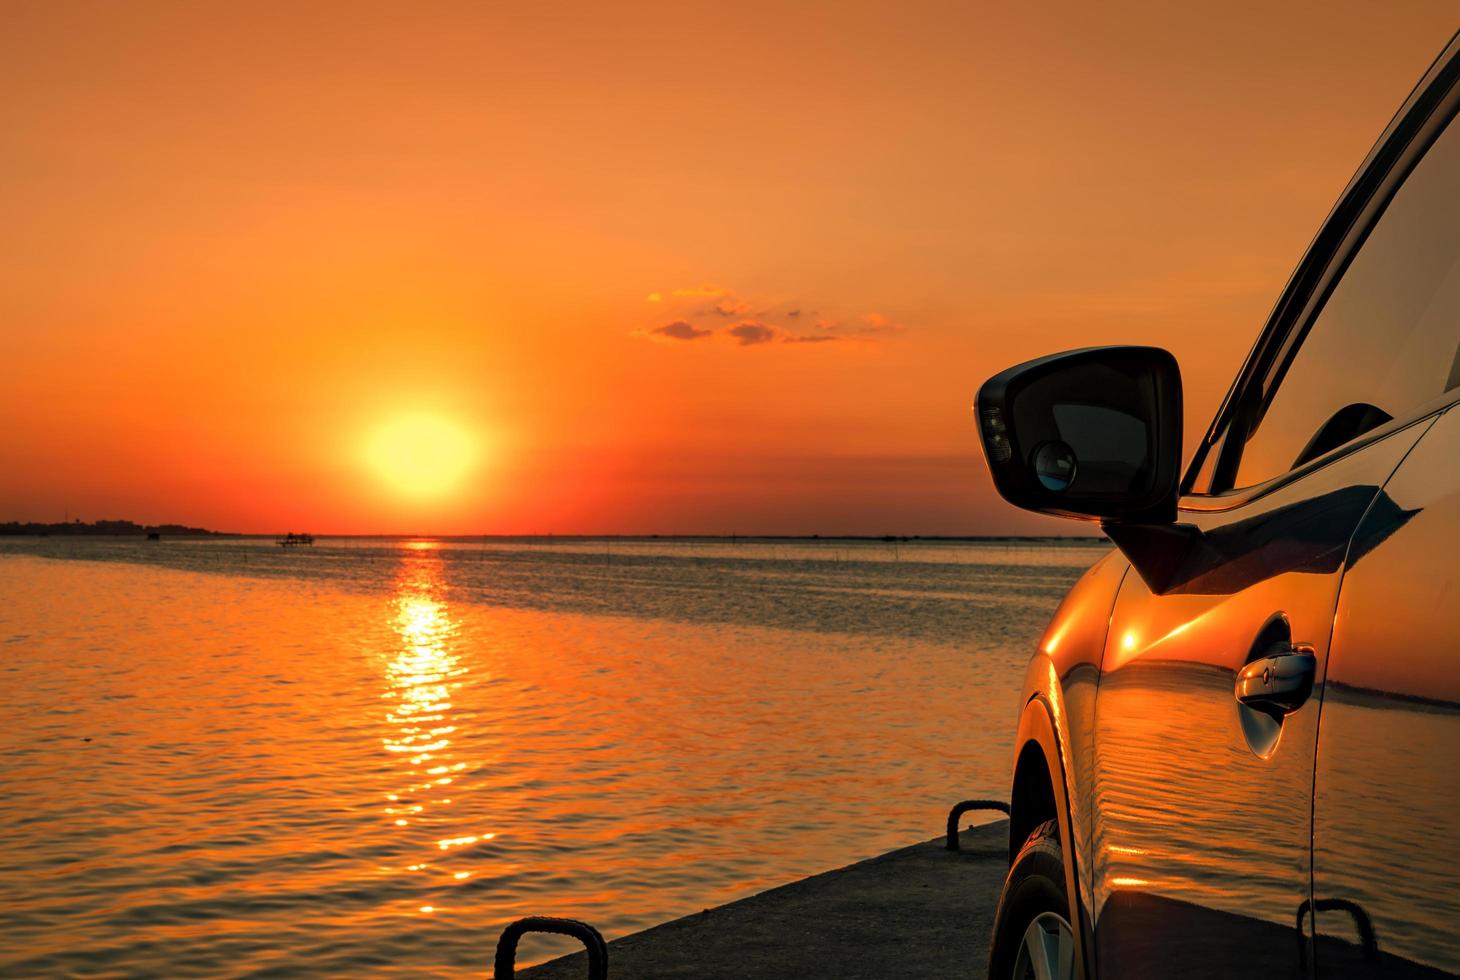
[1235,644,1317,715]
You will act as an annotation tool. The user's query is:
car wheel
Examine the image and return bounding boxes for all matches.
[988,819,1077,980]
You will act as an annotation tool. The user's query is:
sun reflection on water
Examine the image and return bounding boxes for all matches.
[381,544,485,912]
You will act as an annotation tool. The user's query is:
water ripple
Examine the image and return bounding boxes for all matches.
[0,539,1097,976]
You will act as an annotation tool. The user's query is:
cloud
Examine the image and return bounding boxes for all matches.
[653,321,713,341]
[712,299,752,317]
[729,322,779,346]
[851,312,905,336]
[801,312,906,338]
[638,284,908,350]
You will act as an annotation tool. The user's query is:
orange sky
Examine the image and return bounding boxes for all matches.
[2,3,1455,535]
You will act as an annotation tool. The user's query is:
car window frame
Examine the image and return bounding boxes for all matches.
[1180,34,1460,514]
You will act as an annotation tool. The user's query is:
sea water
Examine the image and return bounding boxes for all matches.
[0,536,1100,976]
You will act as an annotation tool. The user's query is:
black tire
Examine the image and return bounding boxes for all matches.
[987,819,1074,980]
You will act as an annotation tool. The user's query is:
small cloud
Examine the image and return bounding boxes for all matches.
[806,312,906,338]
[855,312,905,335]
[653,321,713,341]
[712,299,752,317]
[640,285,907,350]
[729,322,778,346]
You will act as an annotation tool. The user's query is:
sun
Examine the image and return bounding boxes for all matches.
[365,413,478,499]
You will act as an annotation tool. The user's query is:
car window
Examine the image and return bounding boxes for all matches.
[1230,109,1460,490]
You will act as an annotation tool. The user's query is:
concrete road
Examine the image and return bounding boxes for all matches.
[519,819,1008,979]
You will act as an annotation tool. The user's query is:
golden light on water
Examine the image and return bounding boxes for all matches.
[382,546,493,906]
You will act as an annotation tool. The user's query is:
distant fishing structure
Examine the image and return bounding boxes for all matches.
[277,532,314,547]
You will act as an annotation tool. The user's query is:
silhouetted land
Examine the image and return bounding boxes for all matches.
[0,519,230,537]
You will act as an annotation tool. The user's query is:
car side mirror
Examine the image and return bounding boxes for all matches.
[976,346,1183,525]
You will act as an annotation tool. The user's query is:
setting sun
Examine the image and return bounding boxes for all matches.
[365,413,479,500]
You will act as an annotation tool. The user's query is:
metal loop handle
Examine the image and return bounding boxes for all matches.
[945,799,1011,851]
[1296,897,1377,969]
[494,915,608,980]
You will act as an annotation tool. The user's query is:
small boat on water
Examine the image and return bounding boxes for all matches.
[277,532,314,547]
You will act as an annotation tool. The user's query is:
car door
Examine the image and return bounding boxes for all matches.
[1313,407,1460,980]
[1090,429,1431,979]
[1091,49,1460,979]
[1305,81,1460,977]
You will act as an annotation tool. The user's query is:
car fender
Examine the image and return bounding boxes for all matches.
[1007,548,1129,978]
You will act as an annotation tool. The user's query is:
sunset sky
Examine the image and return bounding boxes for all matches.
[3,3,1455,535]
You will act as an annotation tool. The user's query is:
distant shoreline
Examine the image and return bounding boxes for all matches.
[0,520,233,538]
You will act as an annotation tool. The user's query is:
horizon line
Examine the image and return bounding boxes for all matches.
[0,521,1107,543]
